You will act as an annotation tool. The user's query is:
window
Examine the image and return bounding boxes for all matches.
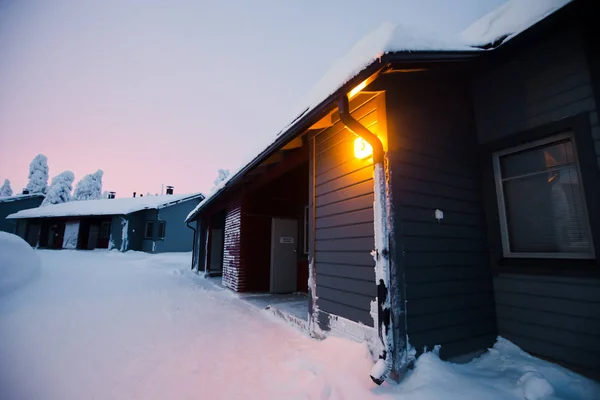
[145,221,155,239]
[303,205,309,255]
[157,221,166,239]
[100,222,111,239]
[493,133,593,258]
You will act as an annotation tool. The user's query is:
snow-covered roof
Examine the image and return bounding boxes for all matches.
[7,193,204,219]
[0,193,45,204]
[461,0,572,47]
[185,0,573,223]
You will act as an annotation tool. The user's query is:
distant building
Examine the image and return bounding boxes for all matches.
[7,192,204,253]
[0,193,45,234]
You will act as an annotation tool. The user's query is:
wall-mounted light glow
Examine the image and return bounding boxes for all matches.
[348,80,368,99]
[354,137,373,159]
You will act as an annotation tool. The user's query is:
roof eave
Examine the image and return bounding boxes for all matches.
[158,193,205,210]
[9,193,205,220]
[185,50,480,222]
[186,3,578,223]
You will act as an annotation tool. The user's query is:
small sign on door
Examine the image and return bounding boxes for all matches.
[280,236,294,244]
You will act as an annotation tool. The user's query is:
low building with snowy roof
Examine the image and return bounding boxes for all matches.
[0,192,45,234]
[7,191,204,253]
[184,0,600,381]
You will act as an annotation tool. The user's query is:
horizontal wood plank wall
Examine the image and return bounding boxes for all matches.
[494,274,600,369]
[472,26,600,371]
[385,72,496,359]
[313,94,383,326]
[222,198,245,291]
[472,27,599,164]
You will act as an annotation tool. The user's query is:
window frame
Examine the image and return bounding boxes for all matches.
[144,221,155,240]
[157,221,166,240]
[492,132,595,259]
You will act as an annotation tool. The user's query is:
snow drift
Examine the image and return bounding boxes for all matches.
[391,337,600,400]
[0,232,40,295]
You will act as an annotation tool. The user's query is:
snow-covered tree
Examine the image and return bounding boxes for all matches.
[0,179,13,197]
[26,154,49,194]
[102,190,109,199]
[41,171,75,206]
[73,169,104,201]
[213,169,230,187]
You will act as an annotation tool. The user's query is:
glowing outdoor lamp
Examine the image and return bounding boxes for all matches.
[354,137,373,159]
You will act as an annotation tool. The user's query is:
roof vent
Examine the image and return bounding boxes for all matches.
[22,189,29,195]
[133,192,136,198]
[108,191,116,199]
[166,186,174,195]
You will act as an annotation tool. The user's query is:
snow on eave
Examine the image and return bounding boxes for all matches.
[185,175,232,222]
[0,193,45,203]
[186,2,573,224]
[7,192,204,220]
[461,0,573,48]
[185,24,478,223]
[157,193,204,209]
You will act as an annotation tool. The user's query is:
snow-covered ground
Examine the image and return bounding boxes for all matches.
[0,248,598,400]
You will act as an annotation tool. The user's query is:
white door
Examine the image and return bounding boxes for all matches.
[270,218,298,293]
[62,221,80,249]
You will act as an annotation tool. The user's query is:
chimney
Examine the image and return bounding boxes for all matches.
[133,192,136,198]
[108,191,116,199]
[22,188,29,195]
[166,186,174,195]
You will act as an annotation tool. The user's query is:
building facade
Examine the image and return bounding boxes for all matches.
[188,0,599,380]
[7,193,203,253]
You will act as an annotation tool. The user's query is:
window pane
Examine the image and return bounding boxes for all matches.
[158,222,165,238]
[500,139,575,179]
[503,166,590,254]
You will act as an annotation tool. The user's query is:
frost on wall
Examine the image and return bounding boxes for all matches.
[42,171,75,206]
[73,170,104,201]
[26,154,49,194]
[62,221,80,249]
[307,257,325,338]
[120,217,129,252]
[0,179,12,197]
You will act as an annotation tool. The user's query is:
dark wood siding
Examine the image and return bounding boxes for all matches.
[385,72,496,359]
[472,25,600,372]
[472,27,599,161]
[312,93,384,326]
[0,196,44,234]
[222,199,245,291]
[124,211,145,251]
[494,274,600,369]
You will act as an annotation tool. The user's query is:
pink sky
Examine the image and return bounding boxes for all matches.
[0,0,503,198]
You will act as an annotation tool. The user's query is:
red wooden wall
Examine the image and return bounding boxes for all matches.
[222,198,245,291]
